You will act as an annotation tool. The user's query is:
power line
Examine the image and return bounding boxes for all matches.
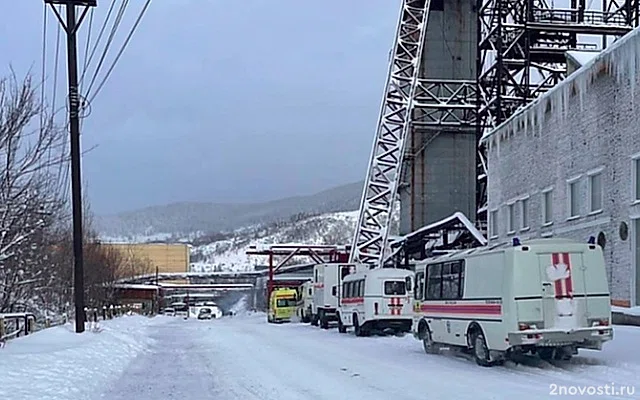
[87,0,151,104]
[41,2,54,178]
[83,0,130,99]
[40,3,48,134]
[79,7,94,96]
[78,0,117,88]
[51,12,61,114]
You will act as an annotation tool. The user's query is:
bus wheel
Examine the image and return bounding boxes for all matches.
[538,347,554,361]
[354,315,367,337]
[338,316,347,333]
[472,332,492,367]
[319,310,329,329]
[422,327,438,354]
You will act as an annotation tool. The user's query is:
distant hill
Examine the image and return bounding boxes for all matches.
[190,210,361,272]
[190,204,400,273]
[95,181,364,240]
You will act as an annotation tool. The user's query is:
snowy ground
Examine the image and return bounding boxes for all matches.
[0,315,171,400]
[2,311,639,399]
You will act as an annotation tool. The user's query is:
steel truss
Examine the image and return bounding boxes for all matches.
[350,0,432,267]
[246,244,350,300]
[476,0,640,220]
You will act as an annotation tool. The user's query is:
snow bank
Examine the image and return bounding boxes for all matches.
[0,315,170,400]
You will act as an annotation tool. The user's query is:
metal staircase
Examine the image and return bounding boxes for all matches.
[349,0,432,267]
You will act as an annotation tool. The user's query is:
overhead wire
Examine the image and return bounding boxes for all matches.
[41,4,69,204]
[41,2,52,176]
[37,0,152,202]
[40,3,48,134]
[79,8,94,98]
[87,0,152,104]
[79,8,95,132]
[78,0,117,90]
[51,14,61,121]
[49,5,70,203]
[83,0,130,100]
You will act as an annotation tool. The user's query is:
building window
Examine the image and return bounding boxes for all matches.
[520,197,529,230]
[568,178,580,218]
[635,157,640,201]
[507,203,515,233]
[542,189,553,225]
[588,171,603,213]
[490,209,498,238]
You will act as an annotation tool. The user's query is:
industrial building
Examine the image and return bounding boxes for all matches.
[481,29,640,307]
[100,242,190,275]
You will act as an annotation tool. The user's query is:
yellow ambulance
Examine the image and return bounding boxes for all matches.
[267,288,298,323]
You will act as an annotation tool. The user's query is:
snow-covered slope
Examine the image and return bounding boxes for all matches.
[96,181,363,240]
[190,210,360,272]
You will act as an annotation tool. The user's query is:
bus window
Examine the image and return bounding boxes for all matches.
[384,280,406,295]
[415,271,425,300]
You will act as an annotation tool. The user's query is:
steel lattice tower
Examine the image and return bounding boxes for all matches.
[355,0,640,266]
[476,0,640,226]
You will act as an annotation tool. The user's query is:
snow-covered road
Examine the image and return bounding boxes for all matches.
[2,312,638,399]
[97,313,638,400]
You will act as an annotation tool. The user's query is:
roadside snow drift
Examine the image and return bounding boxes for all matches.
[0,315,170,400]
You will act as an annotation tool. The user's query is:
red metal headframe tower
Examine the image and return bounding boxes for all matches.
[246,244,350,301]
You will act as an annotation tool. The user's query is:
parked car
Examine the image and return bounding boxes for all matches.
[197,308,213,320]
[162,307,175,316]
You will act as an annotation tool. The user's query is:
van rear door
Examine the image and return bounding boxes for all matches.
[382,278,408,316]
[537,251,589,329]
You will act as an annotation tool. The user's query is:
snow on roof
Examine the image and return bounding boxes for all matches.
[566,50,599,66]
[112,283,159,290]
[397,211,487,246]
[481,24,640,143]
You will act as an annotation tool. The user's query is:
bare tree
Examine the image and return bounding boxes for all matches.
[79,204,152,307]
[0,72,68,314]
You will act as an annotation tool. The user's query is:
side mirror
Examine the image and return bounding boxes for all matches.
[405,276,413,292]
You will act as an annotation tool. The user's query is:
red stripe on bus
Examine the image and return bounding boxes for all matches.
[419,304,501,315]
[341,297,364,304]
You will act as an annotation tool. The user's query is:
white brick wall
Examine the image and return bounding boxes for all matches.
[483,56,640,305]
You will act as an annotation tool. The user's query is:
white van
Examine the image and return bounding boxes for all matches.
[338,267,414,336]
[412,237,613,366]
[298,281,314,323]
[311,263,369,329]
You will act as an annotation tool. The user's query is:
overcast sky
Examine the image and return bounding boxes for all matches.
[0,0,398,215]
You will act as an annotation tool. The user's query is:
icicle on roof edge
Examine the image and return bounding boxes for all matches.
[481,24,640,144]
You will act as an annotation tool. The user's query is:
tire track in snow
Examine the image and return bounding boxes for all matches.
[224,314,639,399]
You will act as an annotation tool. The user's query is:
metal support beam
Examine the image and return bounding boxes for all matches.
[350,0,432,267]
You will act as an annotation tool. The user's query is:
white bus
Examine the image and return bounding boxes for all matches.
[412,237,613,366]
[311,263,369,329]
[338,268,414,336]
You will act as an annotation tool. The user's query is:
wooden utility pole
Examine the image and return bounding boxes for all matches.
[44,0,97,333]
